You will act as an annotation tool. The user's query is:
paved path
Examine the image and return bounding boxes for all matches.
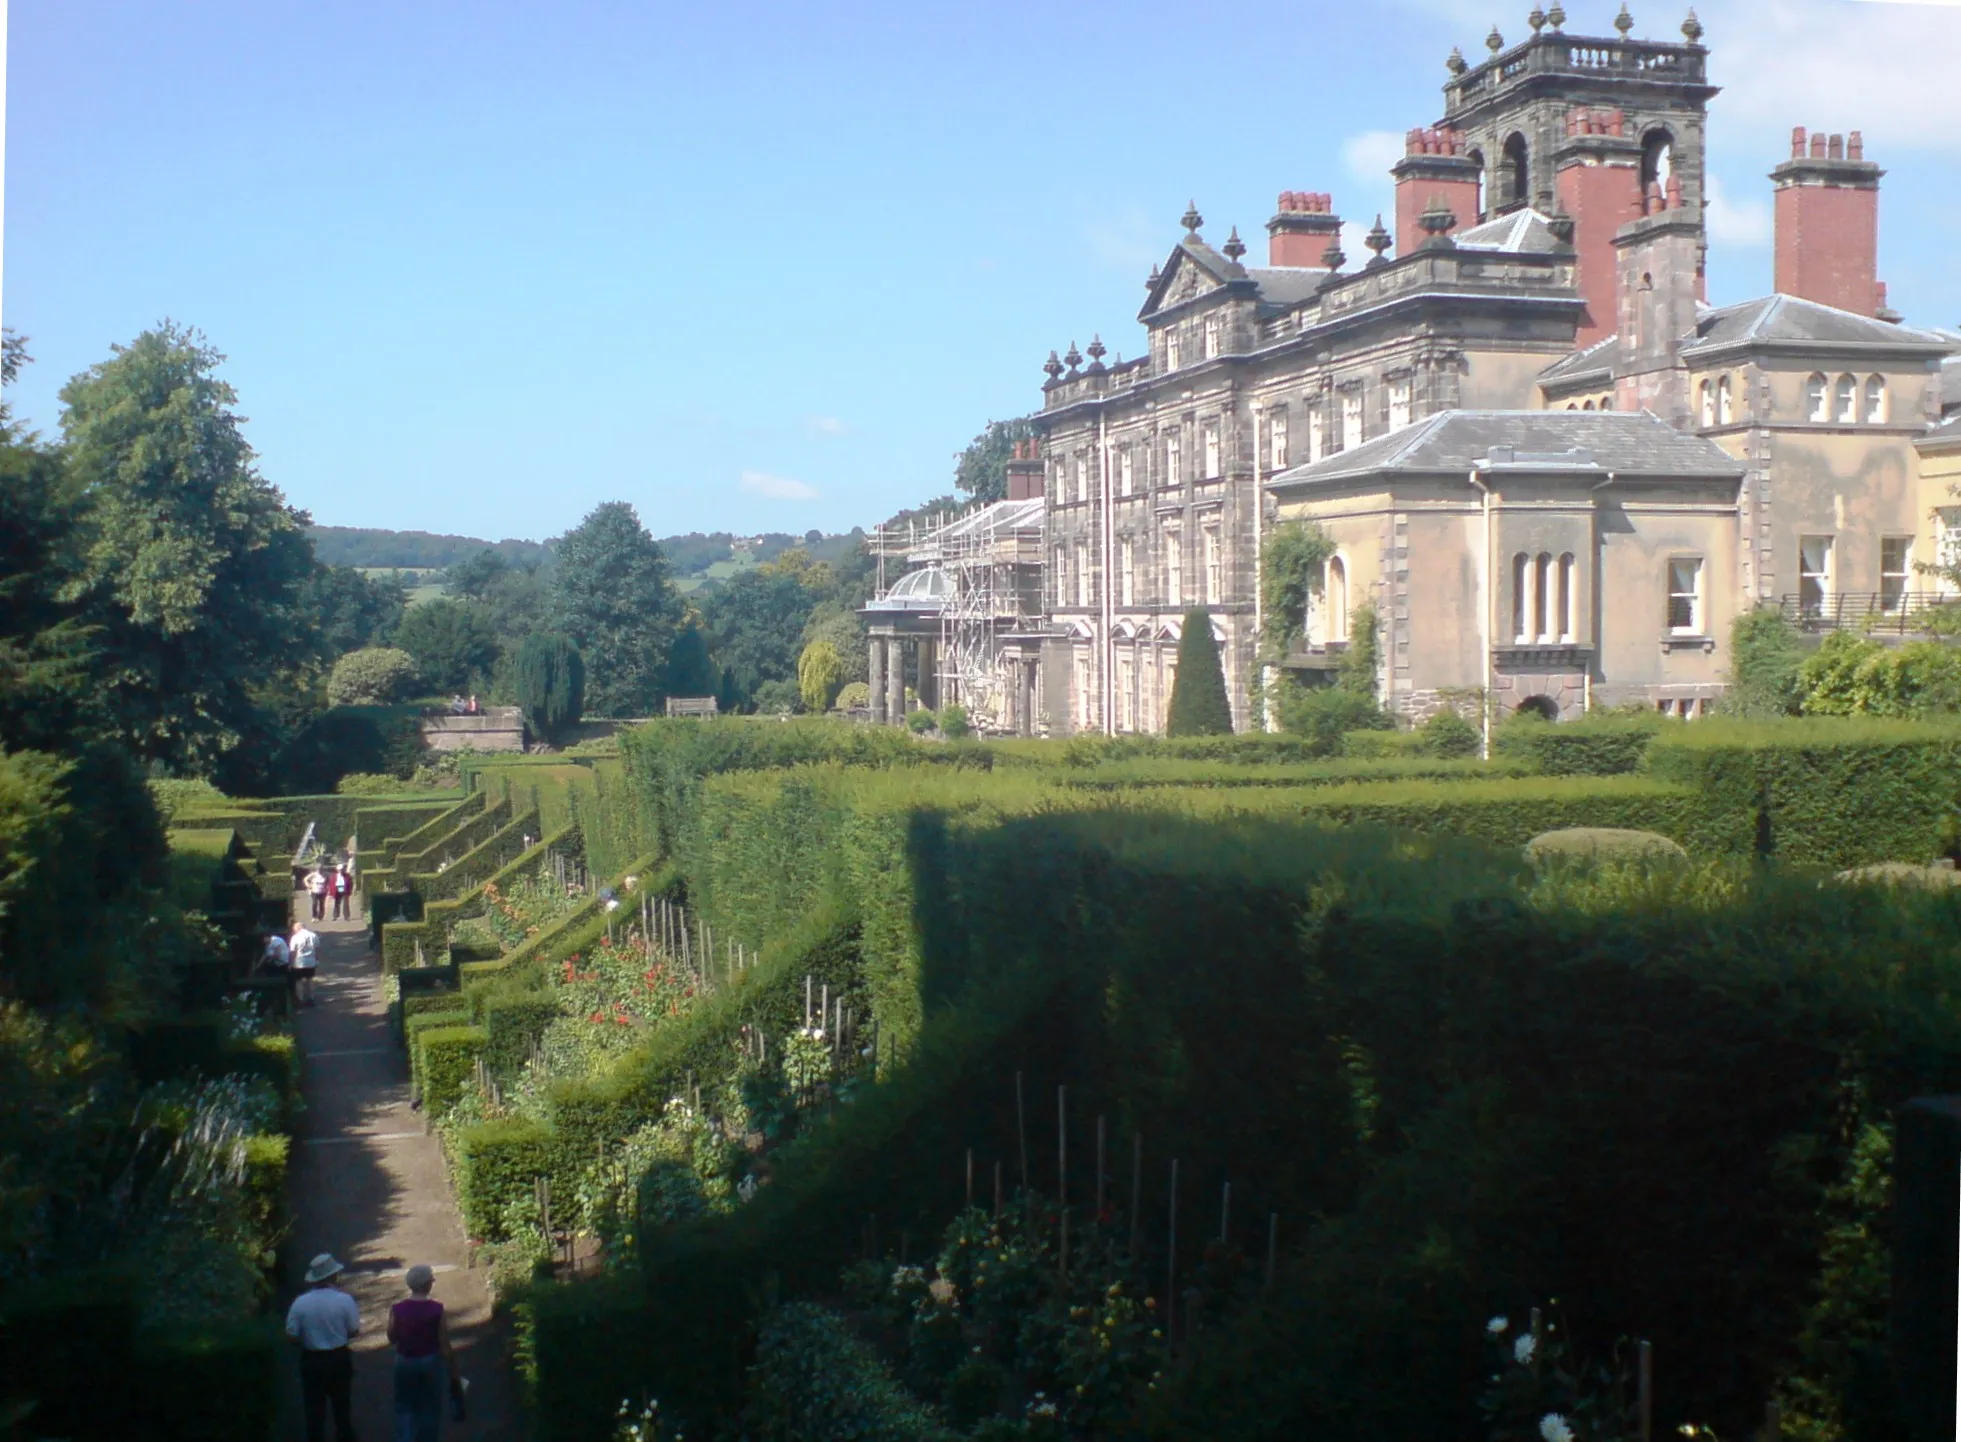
[280,903,519,1441]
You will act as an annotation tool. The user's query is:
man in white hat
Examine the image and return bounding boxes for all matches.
[287,1252,361,1442]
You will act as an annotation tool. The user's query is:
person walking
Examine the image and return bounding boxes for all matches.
[287,1253,361,1442]
[330,864,353,922]
[387,1264,460,1442]
[290,919,320,1007]
[306,864,329,921]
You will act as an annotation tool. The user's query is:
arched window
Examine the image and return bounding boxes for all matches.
[1582,399,1595,411]
[1534,553,1553,642]
[1865,374,1887,424]
[1566,402,1578,411]
[1558,554,1576,642]
[1717,374,1735,425]
[1835,374,1858,424]
[1640,130,1676,195]
[1698,380,1715,428]
[1512,553,1530,643]
[1806,373,1829,422]
[1502,133,1530,210]
[1326,557,1348,643]
[1599,395,1613,412]
[1467,150,1488,221]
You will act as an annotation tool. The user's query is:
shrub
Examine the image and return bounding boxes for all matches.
[836,682,872,711]
[797,641,844,714]
[753,679,801,716]
[1799,633,1961,717]
[746,1303,956,1441]
[1726,605,1807,717]
[1417,708,1480,758]
[514,633,586,742]
[938,704,971,740]
[1278,685,1391,756]
[415,1025,486,1117]
[1524,828,1689,864]
[325,647,419,706]
[1338,730,1428,760]
[906,709,936,735]
[1166,609,1233,736]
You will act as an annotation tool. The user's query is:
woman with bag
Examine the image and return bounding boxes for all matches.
[387,1264,461,1441]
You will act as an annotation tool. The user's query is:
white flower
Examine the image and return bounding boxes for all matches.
[1539,1413,1574,1442]
[1514,1333,1538,1365]
[1486,1315,1509,1336]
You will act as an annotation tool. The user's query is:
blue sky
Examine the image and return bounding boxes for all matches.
[8,0,1960,541]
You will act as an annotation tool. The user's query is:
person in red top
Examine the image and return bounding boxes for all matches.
[387,1264,459,1440]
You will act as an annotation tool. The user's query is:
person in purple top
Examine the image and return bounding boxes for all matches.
[387,1264,459,1440]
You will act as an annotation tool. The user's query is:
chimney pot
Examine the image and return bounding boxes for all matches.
[1828,133,1845,161]
[1811,132,1828,159]
[1848,130,1864,161]
[1791,126,1807,160]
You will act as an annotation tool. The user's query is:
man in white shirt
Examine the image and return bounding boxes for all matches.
[290,921,320,1007]
[287,1253,361,1442]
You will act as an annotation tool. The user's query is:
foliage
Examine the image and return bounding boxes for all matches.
[1523,828,1688,864]
[1260,521,1336,652]
[550,503,683,717]
[298,563,405,657]
[906,708,935,735]
[836,682,872,711]
[797,641,845,714]
[801,602,869,688]
[307,526,553,572]
[0,429,103,754]
[1798,632,1961,717]
[391,597,500,693]
[514,633,587,742]
[1492,712,1662,776]
[58,323,317,772]
[325,647,420,706]
[1276,684,1392,756]
[938,705,972,741]
[1418,707,1481,758]
[953,418,1036,504]
[746,1302,959,1440]
[661,621,718,699]
[1165,610,1233,737]
[1726,605,1808,717]
[705,570,817,713]
[1337,602,1381,696]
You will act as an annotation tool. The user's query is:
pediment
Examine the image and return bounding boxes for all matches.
[1140,239,1244,323]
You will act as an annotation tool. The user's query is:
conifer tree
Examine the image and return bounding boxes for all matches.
[1165,608,1234,736]
[513,632,584,741]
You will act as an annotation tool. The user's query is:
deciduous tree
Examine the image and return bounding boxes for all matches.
[392,598,499,692]
[954,418,1036,503]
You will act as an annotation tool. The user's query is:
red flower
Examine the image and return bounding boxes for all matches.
[589,1011,607,1023]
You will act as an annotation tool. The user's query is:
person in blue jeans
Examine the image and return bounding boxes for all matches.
[387,1265,459,1441]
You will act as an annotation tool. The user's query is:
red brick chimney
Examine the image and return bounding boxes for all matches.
[1391,129,1482,256]
[1266,192,1341,268]
[1773,127,1888,317]
[1006,438,1044,500]
[1554,108,1644,349]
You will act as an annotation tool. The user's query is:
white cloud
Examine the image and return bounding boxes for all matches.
[1704,173,1771,246]
[1342,130,1408,186]
[739,470,819,501]
[805,416,848,437]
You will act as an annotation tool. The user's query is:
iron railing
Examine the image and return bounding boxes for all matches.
[1777,591,1957,634]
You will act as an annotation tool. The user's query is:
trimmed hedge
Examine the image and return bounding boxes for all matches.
[1644,718,1961,868]
[453,1118,556,1242]
[406,1009,472,1098]
[1495,712,1665,775]
[417,1025,486,1117]
[1058,756,1532,790]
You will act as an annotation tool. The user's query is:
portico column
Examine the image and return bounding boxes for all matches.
[868,635,887,725]
[885,637,906,725]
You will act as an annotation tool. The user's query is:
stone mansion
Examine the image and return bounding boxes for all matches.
[863,6,1961,734]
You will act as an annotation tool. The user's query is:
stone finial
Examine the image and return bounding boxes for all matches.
[1681,8,1703,42]
[1486,25,1505,53]
[1447,46,1468,75]
[1322,238,1347,272]
[1615,4,1634,36]
[1222,226,1247,262]
[1063,341,1083,372]
[1043,351,1064,383]
[1085,335,1108,372]
[1147,263,1162,293]
[1547,3,1566,30]
[1181,201,1204,233]
[1365,214,1393,266]
[1528,6,1547,35]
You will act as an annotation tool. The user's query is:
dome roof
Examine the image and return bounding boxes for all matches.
[866,566,950,612]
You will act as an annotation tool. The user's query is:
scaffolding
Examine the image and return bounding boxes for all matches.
[869,498,1045,732]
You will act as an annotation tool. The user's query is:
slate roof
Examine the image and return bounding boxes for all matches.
[1244,267,1328,308]
[1538,333,1621,384]
[1455,209,1566,256]
[1268,410,1746,489]
[1920,414,1961,450]
[1681,294,1951,356]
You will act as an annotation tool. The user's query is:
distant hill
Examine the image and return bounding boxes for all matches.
[308,524,869,586]
[308,526,553,571]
